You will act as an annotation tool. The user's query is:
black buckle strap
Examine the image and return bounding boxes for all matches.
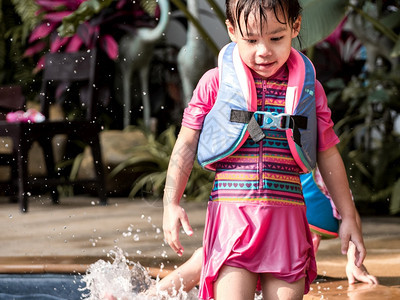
[230,109,307,145]
[230,110,264,142]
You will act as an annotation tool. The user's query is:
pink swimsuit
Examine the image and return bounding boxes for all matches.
[183,66,339,299]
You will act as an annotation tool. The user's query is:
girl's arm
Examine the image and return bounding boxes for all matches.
[317,146,366,267]
[163,126,200,256]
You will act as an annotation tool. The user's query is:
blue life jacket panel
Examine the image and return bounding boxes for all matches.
[301,172,339,239]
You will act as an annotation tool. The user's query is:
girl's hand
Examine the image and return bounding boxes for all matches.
[339,218,366,268]
[163,203,193,256]
[346,261,379,285]
[346,241,378,284]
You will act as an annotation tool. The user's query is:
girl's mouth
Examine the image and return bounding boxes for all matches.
[256,61,276,71]
[258,61,275,68]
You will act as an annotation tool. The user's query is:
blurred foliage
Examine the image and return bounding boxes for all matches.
[349,0,400,58]
[58,0,158,37]
[110,126,214,201]
[326,64,400,215]
[0,0,40,99]
[320,0,400,215]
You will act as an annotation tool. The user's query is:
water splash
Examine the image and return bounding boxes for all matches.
[80,247,198,300]
[80,218,262,299]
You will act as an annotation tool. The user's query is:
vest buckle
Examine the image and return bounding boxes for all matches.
[255,112,291,130]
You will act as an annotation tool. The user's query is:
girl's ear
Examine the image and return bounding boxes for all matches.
[292,16,302,38]
[226,20,237,42]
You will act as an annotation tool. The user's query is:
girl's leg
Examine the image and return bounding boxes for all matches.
[260,273,305,300]
[214,265,258,300]
[311,232,322,255]
[157,247,203,293]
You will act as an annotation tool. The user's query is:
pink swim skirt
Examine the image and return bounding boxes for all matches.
[198,201,317,299]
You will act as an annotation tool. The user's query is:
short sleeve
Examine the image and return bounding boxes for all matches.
[315,80,340,152]
[181,68,219,130]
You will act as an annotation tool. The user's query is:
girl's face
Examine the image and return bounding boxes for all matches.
[226,9,301,79]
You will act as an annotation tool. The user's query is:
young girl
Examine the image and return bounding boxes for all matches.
[157,167,378,296]
[163,0,366,299]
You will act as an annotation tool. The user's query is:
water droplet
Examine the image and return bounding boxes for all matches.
[122,232,131,237]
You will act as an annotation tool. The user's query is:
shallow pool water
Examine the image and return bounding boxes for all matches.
[0,273,84,300]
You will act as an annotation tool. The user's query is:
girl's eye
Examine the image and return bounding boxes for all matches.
[246,39,257,44]
[271,36,283,41]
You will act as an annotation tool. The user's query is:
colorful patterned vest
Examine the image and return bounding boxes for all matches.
[197,42,317,173]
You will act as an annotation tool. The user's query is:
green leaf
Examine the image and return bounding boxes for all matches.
[350,4,398,43]
[170,0,219,55]
[293,0,348,50]
[380,10,400,30]
[140,0,158,17]
[58,0,113,37]
[205,0,226,26]
[129,174,154,197]
[367,88,390,104]
[391,37,400,58]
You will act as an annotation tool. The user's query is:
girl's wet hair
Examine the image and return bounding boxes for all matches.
[226,0,302,37]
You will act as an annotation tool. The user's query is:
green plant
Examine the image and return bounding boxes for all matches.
[329,66,400,215]
[110,126,214,201]
[25,0,160,70]
[0,0,39,96]
[58,0,158,37]
[319,0,400,215]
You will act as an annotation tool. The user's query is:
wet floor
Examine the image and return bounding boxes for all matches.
[306,279,400,299]
[0,196,399,299]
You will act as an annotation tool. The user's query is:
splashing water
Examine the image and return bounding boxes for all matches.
[80,217,263,300]
[80,247,199,300]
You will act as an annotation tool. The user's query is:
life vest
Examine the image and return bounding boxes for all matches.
[301,171,339,239]
[197,42,317,173]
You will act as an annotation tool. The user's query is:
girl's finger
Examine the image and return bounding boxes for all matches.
[180,209,193,236]
[170,227,184,256]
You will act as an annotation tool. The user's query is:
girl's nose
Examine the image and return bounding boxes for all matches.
[257,43,272,57]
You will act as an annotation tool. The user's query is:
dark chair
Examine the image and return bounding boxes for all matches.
[0,49,107,212]
[0,85,26,198]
